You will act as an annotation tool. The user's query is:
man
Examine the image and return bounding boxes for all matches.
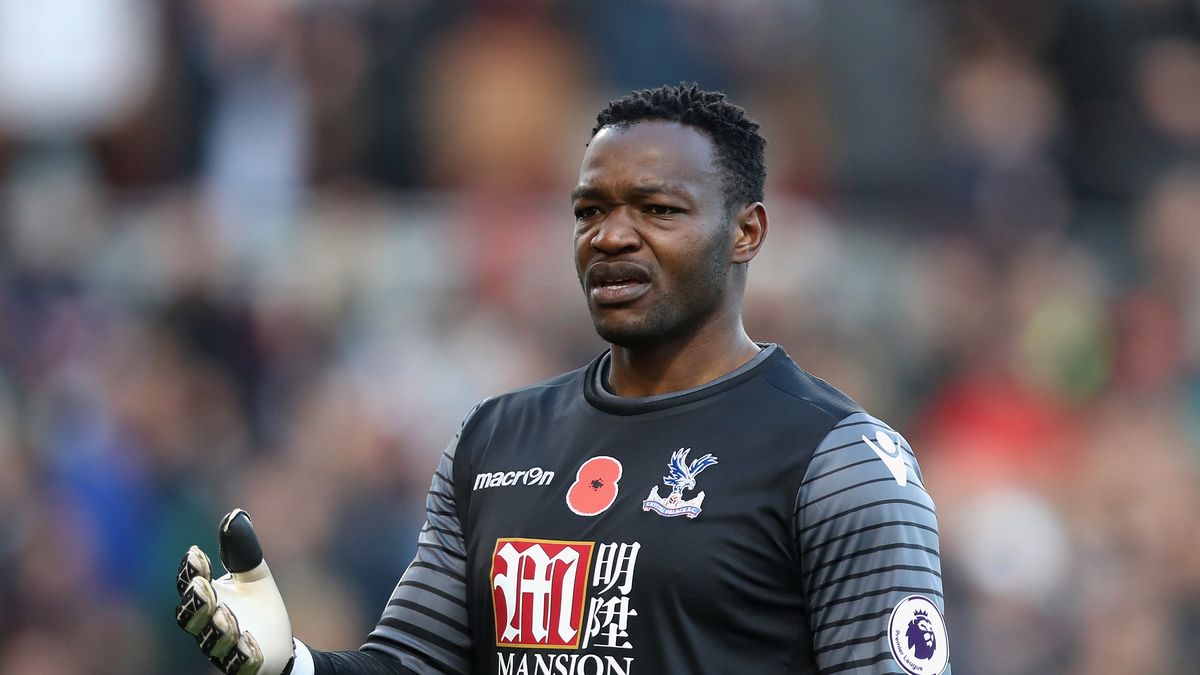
[177,84,949,675]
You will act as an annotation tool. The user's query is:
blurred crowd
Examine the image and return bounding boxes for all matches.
[0,0,1198,673]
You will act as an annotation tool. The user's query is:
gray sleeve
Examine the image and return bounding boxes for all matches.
[359,424,473,674]
[796,412,950,675]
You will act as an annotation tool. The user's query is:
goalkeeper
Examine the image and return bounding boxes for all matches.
[177,83,950,675]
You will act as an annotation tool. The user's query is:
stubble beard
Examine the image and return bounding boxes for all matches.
[587,233,730,349]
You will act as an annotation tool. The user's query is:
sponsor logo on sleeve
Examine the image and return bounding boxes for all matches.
[642,448,718,519]
[888,595,949,675]
[862,430,909,487]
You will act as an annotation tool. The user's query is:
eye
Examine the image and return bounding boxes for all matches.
[574,206,601,221]
[645,204,681,217]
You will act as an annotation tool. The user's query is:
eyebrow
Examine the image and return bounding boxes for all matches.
[570,186,601,203]
[570,182,689,203]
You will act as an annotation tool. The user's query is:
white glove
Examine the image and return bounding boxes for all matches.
[175,509,313,675]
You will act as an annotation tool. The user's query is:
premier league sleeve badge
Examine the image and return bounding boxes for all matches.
[888,595,949,675]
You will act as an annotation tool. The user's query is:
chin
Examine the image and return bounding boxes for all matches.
[594,323,655,348]
[588,292,717,348]
[592,314,662,348]
[592,311,694,349]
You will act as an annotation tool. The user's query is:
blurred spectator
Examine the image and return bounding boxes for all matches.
[0,0,159,140]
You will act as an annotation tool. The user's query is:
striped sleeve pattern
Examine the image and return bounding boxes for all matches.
[360,430,472,674]
[796,412,949,675]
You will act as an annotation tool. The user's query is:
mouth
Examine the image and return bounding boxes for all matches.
[586,261,652,306]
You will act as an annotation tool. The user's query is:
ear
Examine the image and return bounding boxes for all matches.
[731,202,767,264]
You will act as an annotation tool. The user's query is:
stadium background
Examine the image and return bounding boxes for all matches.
[0,1,1198,673]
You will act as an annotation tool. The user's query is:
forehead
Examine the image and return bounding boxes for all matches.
[576,121,720,195]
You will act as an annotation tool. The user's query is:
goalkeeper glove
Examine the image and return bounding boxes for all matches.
[175,509,315,675]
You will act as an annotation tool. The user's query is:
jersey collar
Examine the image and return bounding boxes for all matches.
[583,343,781,415]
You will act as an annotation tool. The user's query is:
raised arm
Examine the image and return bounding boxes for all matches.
[176,420,476,675]
[352,428,472,672]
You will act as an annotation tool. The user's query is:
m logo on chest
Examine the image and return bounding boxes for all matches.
[490,539,594,648]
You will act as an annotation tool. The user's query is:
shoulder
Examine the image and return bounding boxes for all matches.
[798,412,937,536]
[760,350,864,422]
[805,413,925,487]
[448,364,590,496]
[457,363,590,442]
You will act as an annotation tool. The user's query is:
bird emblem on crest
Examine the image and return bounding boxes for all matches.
[642,448,718,519]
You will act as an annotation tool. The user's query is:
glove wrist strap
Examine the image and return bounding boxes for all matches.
[288,638,315,675]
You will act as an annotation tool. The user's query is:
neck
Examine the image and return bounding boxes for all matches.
[607,310,761,397]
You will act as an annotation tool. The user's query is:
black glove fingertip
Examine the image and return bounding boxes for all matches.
[219,509,264,574]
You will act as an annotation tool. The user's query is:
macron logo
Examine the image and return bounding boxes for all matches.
[474,467,555,491]
[862,431,909,487]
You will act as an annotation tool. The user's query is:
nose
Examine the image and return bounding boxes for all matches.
[589,206,641,255]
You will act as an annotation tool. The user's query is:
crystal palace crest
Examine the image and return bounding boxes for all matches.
[642,448,718,519]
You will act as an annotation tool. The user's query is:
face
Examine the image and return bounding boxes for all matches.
[572,121,738,347]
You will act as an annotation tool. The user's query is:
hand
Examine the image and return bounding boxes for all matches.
[175,509,296,675]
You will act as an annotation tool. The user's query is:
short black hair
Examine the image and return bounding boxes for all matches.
[591,83,767,210]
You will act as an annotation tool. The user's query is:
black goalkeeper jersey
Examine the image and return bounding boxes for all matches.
[359,345,949,675]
